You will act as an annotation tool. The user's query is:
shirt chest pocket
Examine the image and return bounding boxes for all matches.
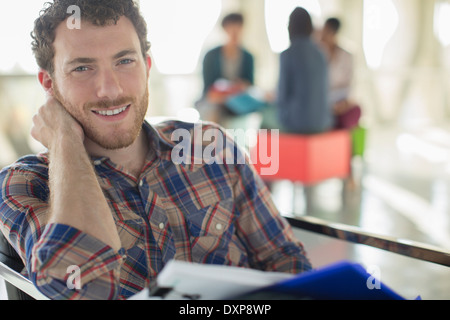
[184,199,238,262]
[108,200,146,251]
[186,199,235,238]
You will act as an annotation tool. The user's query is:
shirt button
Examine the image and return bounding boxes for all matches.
[139,180,144,187]
[159,222,165,230]
[215,223,223,231]
[93,160,102,166]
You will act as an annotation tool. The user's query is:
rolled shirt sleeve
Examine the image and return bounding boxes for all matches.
[31,223,124,300]
[0,157,124,300]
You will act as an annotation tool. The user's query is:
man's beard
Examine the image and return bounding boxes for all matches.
[53,85,149,150]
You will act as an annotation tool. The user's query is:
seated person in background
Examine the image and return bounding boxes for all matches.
[276,7,333,135]
[198,13,255,125]
[0,0,311,300]
[320,17,361,130]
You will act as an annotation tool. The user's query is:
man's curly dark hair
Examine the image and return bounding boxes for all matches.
[31,0,151,75]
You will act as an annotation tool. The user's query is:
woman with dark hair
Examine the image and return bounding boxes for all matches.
[202,13,254,99]
[276,7,332,134]
[198,13,255,126]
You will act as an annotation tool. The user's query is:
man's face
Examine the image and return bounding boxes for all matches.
[224,23,243,46]
[50,17,151,150]
[321,25,337,46]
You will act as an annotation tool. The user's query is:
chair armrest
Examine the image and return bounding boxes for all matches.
[286,215,450,267]
[0,261,49,300]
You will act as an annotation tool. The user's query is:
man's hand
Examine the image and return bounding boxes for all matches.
[34,95,122,252]
[31,96,84,149]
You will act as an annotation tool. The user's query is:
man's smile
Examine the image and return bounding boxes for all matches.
[92,104,131,116]
[91,104,131,121]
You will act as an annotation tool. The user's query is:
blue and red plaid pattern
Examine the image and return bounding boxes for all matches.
[0,120,311,300]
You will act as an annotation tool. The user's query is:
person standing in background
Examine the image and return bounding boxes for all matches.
[276,7,332,134]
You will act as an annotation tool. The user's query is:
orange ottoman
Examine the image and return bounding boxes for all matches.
[252,130,352,185]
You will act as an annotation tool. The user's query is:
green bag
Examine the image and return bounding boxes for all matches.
[351,126,367,157]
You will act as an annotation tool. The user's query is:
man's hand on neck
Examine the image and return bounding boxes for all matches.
[31,95,85,152]
[31,96,122,251]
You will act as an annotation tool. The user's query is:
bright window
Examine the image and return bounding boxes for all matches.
[363,0,399,69]
[265,0,322,53]
[140,0,222,75]
[434,2,450,47]
[0,1,49,74]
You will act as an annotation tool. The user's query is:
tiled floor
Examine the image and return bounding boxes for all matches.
[272,123,450,300]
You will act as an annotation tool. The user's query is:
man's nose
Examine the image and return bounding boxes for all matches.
[95,69,124,101]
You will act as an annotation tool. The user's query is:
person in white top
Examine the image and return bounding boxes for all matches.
[320,18,361,129]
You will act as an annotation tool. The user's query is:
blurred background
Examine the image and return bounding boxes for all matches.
[0,0,449,299]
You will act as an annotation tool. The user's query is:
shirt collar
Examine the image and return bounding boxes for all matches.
[143,120,176,157]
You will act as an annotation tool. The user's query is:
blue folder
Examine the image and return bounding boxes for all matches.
[225,93,266,115]
[235,261,410,300]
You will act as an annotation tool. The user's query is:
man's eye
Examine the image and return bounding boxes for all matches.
[119,59,134,65]
[73,66,89,72]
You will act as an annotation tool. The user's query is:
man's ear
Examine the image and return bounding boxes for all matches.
[38,69,54,96]
[145,54,152,75]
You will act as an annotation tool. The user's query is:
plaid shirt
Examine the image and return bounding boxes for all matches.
[0,120,311,300]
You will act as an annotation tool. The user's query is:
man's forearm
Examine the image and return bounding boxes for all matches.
[48,135,121,251]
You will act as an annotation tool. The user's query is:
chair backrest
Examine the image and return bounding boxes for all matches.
[0,231,33,300]
[0,232,23,272]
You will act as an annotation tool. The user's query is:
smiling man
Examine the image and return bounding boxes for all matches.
[0,0,311,300]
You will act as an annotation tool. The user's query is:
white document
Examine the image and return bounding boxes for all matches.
[129,260,293,300]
